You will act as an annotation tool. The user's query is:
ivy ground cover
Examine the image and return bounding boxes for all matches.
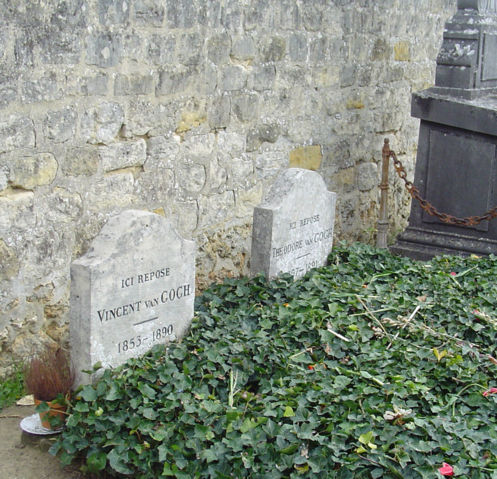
[53,243,497,478]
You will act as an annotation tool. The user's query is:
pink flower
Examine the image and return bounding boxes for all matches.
[438,462,454,476]
[450,272,457,276]
[483,387,497,397]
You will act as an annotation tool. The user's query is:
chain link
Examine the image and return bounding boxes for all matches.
[388,149,497,227]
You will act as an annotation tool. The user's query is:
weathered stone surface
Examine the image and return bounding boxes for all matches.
[0,239,19,282]
[114,74,154,96]
[207,33,231,64]
[357,162,378,191]
[8,154,58,190]
[44,108,77,143]
[81,74,109,96]
[251,168,337,279]
[177,33,203,66]
[98,0,130,25]
[207,95,231,130]
[81,102,124,143]
[70,210,195,386]
[39,29,82,65]
[62,147,100,176]
[99,140,147,173]
[0,116,35,153]
[289,146,323,171]
[86,33,123,68]
[262,37,286,62]
[221,65,247,91]
[134,0,164,25]
[147,35,176,65]
[232,92,259,122]
[21,75,60,103]
[156,67,195,95]
[166,0,197,28]
[230,36,256,63]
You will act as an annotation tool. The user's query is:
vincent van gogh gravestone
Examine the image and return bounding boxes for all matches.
[70,210,195,386]
[251,168,337,280]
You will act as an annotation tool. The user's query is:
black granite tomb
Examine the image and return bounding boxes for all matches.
[391,0,497,259]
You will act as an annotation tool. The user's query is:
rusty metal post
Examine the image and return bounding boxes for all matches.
[376,138,390,248]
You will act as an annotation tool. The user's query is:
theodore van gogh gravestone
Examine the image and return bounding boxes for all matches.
[251,168,337,279]
[70,210,195,386]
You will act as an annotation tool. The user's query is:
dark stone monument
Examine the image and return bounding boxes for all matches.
[391,0,497,259]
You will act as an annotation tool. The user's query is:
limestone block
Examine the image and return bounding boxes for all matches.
[0,239,19,282]
[302,3,323,31]
[197,190,235,228]
[62,147,99,176]
[289,33,308,62]
[207,95,231,130]
[166,0,197,28]
[246,123,280,152]
[310,36,328,64]
[21,75,60,103]
[357,162,378,191]
[394,41,411,62]
[44,108,77,143]
[220,0,242,30]
[47,187,83,221]
[371,38,390,61]
[244,0,272,31]
[0,116,35,153]
[147,35,176,65]
[198,0,222,28]
[231,36,256,63]
[207,33,231,65]
[86,33,123,68]
[173,200,199,236]
[278,0,301,29]
[123,33,143,61]
[177,164,206,194]
[39,29,82,64]
[232,92,259,122]
[0,190,34,231]
[146,136,180,167]
[262,37,286,62]
[177,33,203,66]
[0,167,7,192]
[98,0,130,25]
[221,65,247,91]
[114,74,154,96]
[9,154,58,189]
[249,65,276,91]
[14,34,34,68]
[0,77,17,109]
[156,67,195,95]
[99,140,147,173]
[289,146,322,171]
[81,74,109,96]
[81,102,124,144]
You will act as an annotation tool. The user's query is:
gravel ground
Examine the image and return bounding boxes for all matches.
[0,404,86,479]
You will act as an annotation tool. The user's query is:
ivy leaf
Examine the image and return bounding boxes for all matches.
[86,451,107,472]
[283,406,295,417]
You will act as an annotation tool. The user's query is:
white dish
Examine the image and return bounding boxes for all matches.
[20,413,63,435]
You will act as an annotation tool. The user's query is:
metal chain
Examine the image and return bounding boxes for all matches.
[387,148,497,227]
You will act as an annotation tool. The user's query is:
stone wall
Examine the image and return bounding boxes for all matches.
[0,0,456,374]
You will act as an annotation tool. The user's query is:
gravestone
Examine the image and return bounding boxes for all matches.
[391,0,497,259]
[70,210,195,386]
[251,168,337,279]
